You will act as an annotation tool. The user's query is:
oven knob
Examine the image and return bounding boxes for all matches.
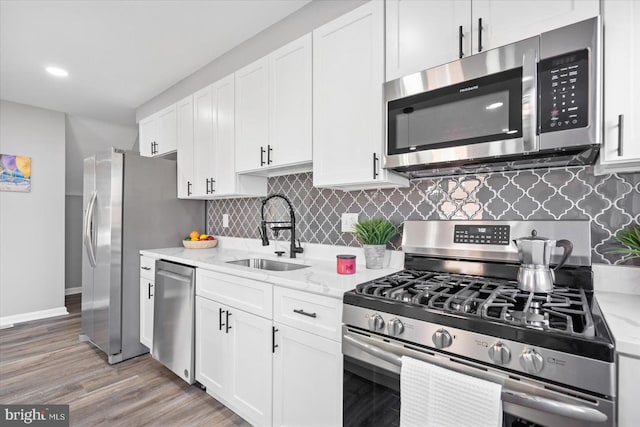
[388,318,404,336]
[488,342,511,365]
[368,314,385,332]
[520,349,544,374]
[432,329,453,349]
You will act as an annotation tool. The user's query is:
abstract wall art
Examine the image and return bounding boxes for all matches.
[0,154,31,192]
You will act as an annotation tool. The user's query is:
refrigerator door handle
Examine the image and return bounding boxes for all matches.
[83,191,98,268]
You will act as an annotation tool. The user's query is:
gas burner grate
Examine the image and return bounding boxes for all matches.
[355,270,595,338]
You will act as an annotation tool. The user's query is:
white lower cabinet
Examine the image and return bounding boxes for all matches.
[139,277,154,350]
[272,323,342,427]
[195,295,272,426]
[195,268,344,427]
[618,354,640,426]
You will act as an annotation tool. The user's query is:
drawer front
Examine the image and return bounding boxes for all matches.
[140,256,155,280]
[273,286,342,342]
[196,269,272,319]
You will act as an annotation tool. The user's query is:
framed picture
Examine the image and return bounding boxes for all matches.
[0,154,31,192]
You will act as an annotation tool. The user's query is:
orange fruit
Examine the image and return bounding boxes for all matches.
[189,230,200,240]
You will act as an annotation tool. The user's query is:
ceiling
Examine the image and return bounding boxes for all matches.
[0,0,310,125]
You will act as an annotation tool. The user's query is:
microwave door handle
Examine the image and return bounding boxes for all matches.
[344,334,608,423]
[521,48,538,153]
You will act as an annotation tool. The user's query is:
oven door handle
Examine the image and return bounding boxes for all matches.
[343,334,608,424]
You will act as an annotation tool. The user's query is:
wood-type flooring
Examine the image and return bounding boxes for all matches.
[0,294,250,426]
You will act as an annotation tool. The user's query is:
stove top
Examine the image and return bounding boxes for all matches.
[356,269,595,338]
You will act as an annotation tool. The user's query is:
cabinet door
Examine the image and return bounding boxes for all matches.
[176,95,194,198]
[227,307,273,426]
[212,74,237,195]
[139,278,154,350]
[195,296,228,396]
[619,354,640,426]
[268,33,312,168]
[273,324,343,427]
[600,0,640,169]
[313,1,408,190]
[156,104,177,155]
[139,116,156,157]
[386,0,471,81]
[193,85,214,197]
[235,56,269,173]
[471,0,599,53]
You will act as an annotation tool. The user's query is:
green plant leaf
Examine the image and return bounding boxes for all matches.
[614,225,640,261]
[353,218,398,245]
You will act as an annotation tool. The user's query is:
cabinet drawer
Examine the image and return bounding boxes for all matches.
[196,269,272,319]
[273,287,342,342]
[140,256,155,280]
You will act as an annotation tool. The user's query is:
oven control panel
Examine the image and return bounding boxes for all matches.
[454,224,510,245]
[539,49,589,133]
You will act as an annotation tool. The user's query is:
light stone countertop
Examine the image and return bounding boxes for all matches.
[140,237,403,300]
[593,264,640,358]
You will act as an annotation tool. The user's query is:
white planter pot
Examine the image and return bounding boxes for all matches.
[363,244,386,269]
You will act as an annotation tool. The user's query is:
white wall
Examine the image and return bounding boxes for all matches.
[0,100,67,324]
[136,0,366,120]
[64,114,137,291]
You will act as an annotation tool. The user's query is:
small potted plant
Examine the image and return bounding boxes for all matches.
[353,218,398,269]
[614,225,640,261]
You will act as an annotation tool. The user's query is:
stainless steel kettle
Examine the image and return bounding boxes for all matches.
[512,230,573,293]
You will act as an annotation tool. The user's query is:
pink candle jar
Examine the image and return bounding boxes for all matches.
[337,255,356,275]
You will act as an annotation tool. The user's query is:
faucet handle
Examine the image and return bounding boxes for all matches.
[294,239,304,253]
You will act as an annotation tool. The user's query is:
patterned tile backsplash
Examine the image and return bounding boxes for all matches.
[207,167,640,266]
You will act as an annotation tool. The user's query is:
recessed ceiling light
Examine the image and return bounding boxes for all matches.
[45,66,69,78]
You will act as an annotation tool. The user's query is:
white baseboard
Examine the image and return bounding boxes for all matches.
[65,286,82,295]
[0,306,69,329]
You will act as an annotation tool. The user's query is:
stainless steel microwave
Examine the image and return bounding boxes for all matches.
[384,17,601,178]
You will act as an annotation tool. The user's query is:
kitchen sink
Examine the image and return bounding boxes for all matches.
[226,258,310,272]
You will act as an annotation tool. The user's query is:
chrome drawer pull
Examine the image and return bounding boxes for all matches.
[141,266,151,270]
[293,309,317,318]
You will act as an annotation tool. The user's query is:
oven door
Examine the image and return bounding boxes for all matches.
[384,37,539,170]
[342,327,614,427]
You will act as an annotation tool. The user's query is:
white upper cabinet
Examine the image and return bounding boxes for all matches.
[235,56,269,173]
[193,85,215,197]
[386,0,472,81]
[598,0,640,173]
[176,95,194,198]
[139,104,177,157]
[267,33,313,173]
[235,34,313,177]
[190,75,267,199]
[313,0,408,190]
[471,0,600,53]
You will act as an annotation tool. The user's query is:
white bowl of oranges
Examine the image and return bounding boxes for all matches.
[182,230,218,249]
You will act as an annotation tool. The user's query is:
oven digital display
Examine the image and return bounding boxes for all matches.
[454,225,510,245]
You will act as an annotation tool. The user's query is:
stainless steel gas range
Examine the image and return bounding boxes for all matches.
[342,220,615,427]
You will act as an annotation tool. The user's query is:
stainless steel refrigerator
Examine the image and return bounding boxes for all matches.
[80,148,204,364]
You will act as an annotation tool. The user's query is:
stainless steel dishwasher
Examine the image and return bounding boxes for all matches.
[153,260,195,384]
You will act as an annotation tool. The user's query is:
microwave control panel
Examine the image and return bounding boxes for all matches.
[538,49,589,133]
[454,225,511,245]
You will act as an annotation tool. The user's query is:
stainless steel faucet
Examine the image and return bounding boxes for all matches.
[259,194,303,258]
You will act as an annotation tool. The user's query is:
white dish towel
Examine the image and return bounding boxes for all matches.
[400,355,503,427]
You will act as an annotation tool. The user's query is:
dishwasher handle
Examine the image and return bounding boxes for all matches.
[156,269,192,283]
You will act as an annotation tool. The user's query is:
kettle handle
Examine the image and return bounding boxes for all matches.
[554,239,573,271]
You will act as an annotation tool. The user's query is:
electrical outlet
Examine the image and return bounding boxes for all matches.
[223,214,229,228]
[341,213,359,233]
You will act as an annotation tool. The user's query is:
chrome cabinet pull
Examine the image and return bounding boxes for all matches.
[260,146,266,166]
[141,266,151,270]
[205,178,210,194]
[187,181,192,196]
[293,308,317,318]
[225,311,232,333]
[618,114,625,157]
[148,282,153,299]
[459,25,464,58]
[267,144,273,165]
